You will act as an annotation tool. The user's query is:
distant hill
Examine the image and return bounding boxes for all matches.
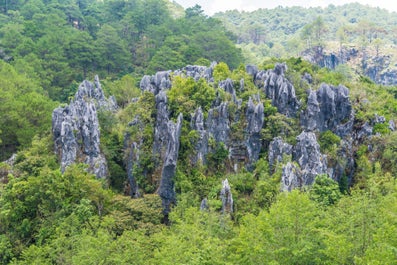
[214,3,397,84]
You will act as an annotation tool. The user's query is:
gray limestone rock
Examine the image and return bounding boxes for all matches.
[159,113,183,216]
[181,64,215,82]
[389,120,396,131]
[191,107,209,164]
[272,131,328,191]
[220,178,233,214]
[301,83,353,137]
[200,198,209,211]
[293,131,328,186]
[153,90,170,164]
[125,141,141,198]
[262,63,300,117]
[245,97,264,167]
[281,162,302,191]
[356,122,373,142]
[246,64,258,79]
[140,71,171,95]
[268,137,293,172]
[207,102,230,144]
[52,76,114,178]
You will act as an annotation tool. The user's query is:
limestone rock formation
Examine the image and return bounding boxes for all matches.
[281,162,302,191]
[207,102,230,144]
[220,178,233,214]
[140,71,172,95]
[257,63,300,117]
[158,113,183,216]
[293,131,328,186]
[245,64,258,79]
[191,107,209,164]
[268,137,293,171]
[301,83,353,137]
[125,140,140,198]
[200,198,209,211]
[269,131,327,190]
[245,97,264,167]
[153,90,170,164]
[52,76,116,178]
[176,63,215,82]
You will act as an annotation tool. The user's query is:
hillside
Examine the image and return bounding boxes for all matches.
[1,1,397,264]
[214,3,397,85]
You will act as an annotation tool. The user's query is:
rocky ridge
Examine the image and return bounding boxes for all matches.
[52,75,117,178]
[52,62,393,216]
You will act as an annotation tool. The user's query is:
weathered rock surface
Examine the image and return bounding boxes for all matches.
[177,63,215,82]
[256,63,300,117]
[301,83,353,137]
[191,107,209,164]
[125,140,140,198]
[140,71,172,95]
[220,178,233,213]
[246,97,264,167]
[207,102,230,144]
[200,198,209,211]
[245,64,258,79]
[153,90,170,165]
[52,76,116,178]
[268,137,293,171]
[269,131,327,190]
[293,131,328,185]
[158,113,183,216]
[281,162,302,191]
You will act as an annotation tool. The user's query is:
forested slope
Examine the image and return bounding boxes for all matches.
[0,0,242,159]
[1,1,397,264]
[214,3,397,85]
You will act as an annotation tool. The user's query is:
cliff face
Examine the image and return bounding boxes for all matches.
[301,83,354,137]
[52,62,392,216]
[52,76,117,178]
[303,46,397,86]
[255,63,300,117]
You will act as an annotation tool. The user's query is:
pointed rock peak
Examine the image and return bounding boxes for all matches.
[274,63,287,75]
[52,77,114,178]
[246,64,258,78]
[159,113,183,217]
[221,178,233,214]
[200,198,209,211]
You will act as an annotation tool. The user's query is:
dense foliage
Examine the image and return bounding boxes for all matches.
[1,1,397,264]
[0,0,242,159]
[214,3,397,67]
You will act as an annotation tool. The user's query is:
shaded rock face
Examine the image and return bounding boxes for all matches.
[158,114,183,216]
[302,46,359,70]
[268,137,293,171]
[293,131,328,185]
[301,83,353,137]
[256,63,300,117]
[207,102,230,144]
[191,107,209,164]
[140,71,172,95]
[220,179,233,214]
[281,162,301,191]
[246,97,264,167]
[52,76,116,178]
[177,63,215,82]
[245,64,258,79]
[125,140,140,198]
[363,55,397,86]
[153,91,170,165]
[269,132,327,191]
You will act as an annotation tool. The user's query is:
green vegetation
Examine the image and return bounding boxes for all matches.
[1,1,397,264]
[215,3,397,71]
